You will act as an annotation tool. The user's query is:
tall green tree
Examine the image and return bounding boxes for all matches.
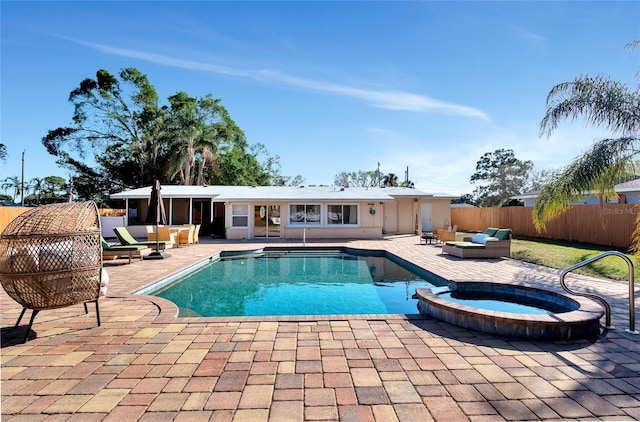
[29,177,45,205]
[43,68,167,191]
[525,168,553,192]
[42,67,289,203]
[534,41,640,251]
[0,144,6,167]
[382,173,399,187]
[334,170,378,187]
[451,193,478,206]
[2,176,24,203]
[470,148,533,207]
[252,143,305,186]
[164,92,239,186]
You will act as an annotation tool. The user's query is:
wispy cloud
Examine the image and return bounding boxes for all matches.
[64,37,490,121]
[512,26,546,50]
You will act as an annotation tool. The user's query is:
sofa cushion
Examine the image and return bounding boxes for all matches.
[483,227,499,237]
[101,268,109,296]
[484,236,499,242]
[471,233,489,244]
[444,241,486,249]
[494,229,512,240]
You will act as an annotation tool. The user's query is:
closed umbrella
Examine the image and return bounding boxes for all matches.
[144,180,170,259]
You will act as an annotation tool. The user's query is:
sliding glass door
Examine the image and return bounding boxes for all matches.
[254,205,281,238]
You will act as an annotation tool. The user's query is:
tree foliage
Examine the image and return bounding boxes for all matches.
[43,68,168,194]
[470,148,533,207]
[1,176,23,203]
[335,169,414,188]
[534,41,640,253]
[42,67,297,207]
[451,193,478,206]
[19,176,70,206]
[334,170,378,187]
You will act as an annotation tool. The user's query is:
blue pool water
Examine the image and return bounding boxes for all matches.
[438,291,571,315]
[150,250,446,317]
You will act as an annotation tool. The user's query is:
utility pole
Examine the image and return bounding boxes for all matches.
[67,177,74,202]
[21,150,24,206]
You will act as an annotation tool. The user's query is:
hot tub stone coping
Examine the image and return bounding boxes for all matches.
[414,281,605,340]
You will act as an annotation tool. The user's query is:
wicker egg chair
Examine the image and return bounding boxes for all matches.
[0,201,103,342]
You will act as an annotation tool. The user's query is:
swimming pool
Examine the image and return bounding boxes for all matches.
[147,248,446,317]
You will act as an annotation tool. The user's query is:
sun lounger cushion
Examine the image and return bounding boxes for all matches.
[494,229,512,240]
[469,233,500,244]
[113,227,170,249]
[483,227,499,237]
[444,241,486,249]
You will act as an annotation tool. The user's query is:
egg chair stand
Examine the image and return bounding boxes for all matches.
[13,300,101,343]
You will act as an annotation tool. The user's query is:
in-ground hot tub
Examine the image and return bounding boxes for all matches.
[415,281,604,340]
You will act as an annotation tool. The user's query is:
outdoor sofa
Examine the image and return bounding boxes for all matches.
[442,227,512,259]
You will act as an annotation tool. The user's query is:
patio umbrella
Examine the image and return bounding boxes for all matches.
[144,180,170,259]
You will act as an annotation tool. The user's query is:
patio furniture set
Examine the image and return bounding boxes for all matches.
[422,226,512,259]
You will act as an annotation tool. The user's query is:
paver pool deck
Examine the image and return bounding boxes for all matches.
[1,235,639,421]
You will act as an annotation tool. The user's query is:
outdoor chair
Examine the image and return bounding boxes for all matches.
[178,224,195,246]
[145,225,157,241]
[435,224,457,243]
[157,226,177,246]
[193,224,201,244]
[0,201,106,343]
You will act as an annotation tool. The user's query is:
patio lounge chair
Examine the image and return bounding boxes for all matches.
[442,227,512,258]
[113,226,172,250]
[101,237,150,264]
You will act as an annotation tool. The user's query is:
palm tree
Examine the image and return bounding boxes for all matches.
[2,176,22,203]
[382,173,399,187]
[534,41,640,250]
[29,177,45,205]
[166,93,235,186]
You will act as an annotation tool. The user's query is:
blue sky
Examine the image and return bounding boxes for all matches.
[1,1,638,196]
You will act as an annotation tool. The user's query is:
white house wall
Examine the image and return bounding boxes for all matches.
[423,199,452,233]
[111,186,455,240]
[225,201,386,240]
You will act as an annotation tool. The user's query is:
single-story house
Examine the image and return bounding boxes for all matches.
[110,185,457,240]
[512,178,640,207]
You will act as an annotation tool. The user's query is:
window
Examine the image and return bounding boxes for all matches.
[289,204,321,225]
[231,204,249,227]
[327,204,358,225]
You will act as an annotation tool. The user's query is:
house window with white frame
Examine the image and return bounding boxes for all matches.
[231,204,249,227]
[289,204,321,225]
[327,204,358,225]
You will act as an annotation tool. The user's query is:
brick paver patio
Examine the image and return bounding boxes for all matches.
[2,235,639,421]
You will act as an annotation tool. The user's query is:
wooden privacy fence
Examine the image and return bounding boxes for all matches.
[452,204,639,249]
[0,207,31,232]
[0,207,125,233]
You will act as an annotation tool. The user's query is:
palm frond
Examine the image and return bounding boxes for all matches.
[533,137,639,230]
[540,75,639,137]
